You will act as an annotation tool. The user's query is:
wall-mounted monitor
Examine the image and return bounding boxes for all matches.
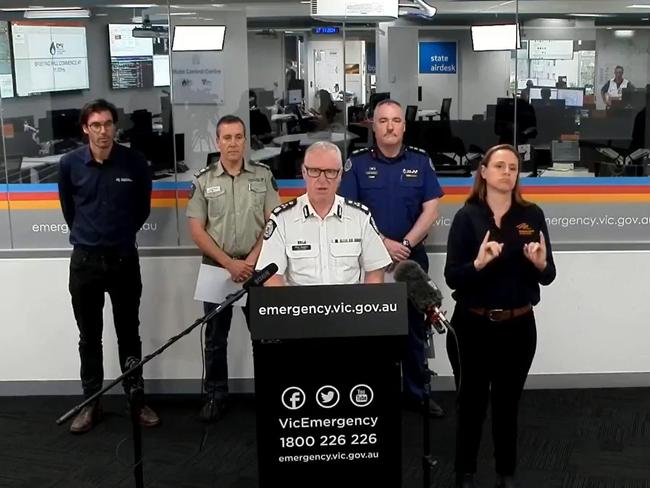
[108,23,169,89]
[11,21,89,97]
[557,88,584,107]
[0,21,14,98]
[471,24,520,52]
[172,25,225,52]
[529,40,573,60]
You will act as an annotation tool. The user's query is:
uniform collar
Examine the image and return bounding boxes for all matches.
[299,193,344,221]
[371,144,406,163]
[83,143,116,165]
[215,158,252,176]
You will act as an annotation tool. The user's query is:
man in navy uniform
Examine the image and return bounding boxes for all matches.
[339,98,445,417]
[58,99,160,433]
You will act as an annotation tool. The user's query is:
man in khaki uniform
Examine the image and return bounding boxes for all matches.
[187,114,280,422]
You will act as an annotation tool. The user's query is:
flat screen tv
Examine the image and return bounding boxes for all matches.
[11,21,89,96]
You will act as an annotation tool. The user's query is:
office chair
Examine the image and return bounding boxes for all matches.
[440,98,452,121]
[206,152,220,166]
[405,105,418,122]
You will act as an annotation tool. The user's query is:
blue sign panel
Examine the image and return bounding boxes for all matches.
[419,41,457,74]
[313,26,340,34]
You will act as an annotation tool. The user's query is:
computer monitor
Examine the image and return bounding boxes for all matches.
[287,89,302,104]
[368,92,390,118]
[622,87,646,109]
[552,140,580,163]
[37,117,53,142]
[557,88,584,108]
[532,99,566,110]
[529,88,557,100]
[48,109,81,140]
[131,132,184,174]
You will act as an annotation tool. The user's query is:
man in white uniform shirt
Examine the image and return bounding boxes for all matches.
[256,141,391,285]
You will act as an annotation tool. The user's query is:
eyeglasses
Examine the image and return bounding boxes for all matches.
[303,166,341,179]
[87,120,115,132]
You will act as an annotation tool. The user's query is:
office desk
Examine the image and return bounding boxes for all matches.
[251,146,281,161]
[272,131,358,147]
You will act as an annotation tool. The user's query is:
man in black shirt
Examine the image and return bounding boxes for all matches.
[58,99,160,433]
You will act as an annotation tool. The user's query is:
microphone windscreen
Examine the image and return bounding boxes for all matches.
[393,260,443,311]
[246,263,279,289]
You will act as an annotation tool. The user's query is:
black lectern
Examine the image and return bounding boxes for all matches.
[249,283,408,488]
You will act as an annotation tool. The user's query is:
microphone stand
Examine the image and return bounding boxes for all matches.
[56,286,250,488]
[421,317,439,488]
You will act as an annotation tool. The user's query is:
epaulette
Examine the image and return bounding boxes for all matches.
[194,165,212,178]
[351,147,371,156]
[272,198,298,216]
[251,160,271,171]
[407,146,428,155]
[344,199,370,214]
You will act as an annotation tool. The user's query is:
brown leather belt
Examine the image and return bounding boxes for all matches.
[469,304,532,322]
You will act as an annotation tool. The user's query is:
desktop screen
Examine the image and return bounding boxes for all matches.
[287,89,302,104]
[529,88,558,100]
[0,21,14,98]
[11,21,89,97]
[557,88,583,107]
[108,24,169,89]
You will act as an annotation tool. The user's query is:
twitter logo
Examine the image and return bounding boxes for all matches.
[316,385,340,409]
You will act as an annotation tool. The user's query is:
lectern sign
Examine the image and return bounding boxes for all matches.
[250,284,407,487]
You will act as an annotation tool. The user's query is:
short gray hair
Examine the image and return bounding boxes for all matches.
[304,141,342,167]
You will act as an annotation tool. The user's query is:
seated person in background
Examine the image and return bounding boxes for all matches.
[601,65,635,107]
[540,88,552,105]
[495,97,537,146]
[249,90,273,144]
[310,89,341,130]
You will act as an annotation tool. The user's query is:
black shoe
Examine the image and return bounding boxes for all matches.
[199,397,228,423]
[495,475,517,488]
[456,473,478,488]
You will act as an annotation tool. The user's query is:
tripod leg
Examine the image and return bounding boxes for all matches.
[129,385,145,488]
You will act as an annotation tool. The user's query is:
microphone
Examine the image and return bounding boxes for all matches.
[393,260,451,333]
[245,263,278,289]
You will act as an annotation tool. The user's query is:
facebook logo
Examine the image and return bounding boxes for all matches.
[281,386,306,410]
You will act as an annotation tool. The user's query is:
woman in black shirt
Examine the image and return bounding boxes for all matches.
[444,144,556,488]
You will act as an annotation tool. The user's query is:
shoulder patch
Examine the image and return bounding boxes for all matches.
[272,198,298,216]
[407,146,428,155]
[344,158,353,172]
[428,158,436,171]
[263,219,277,240]
[369,216,381,236]
[271,176,278,191]
[194,165,211,178]
[188,182,196,199]
[345,199,370,214]
[251,160,271,171]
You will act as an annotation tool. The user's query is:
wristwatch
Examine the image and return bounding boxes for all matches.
[402,238,412,249]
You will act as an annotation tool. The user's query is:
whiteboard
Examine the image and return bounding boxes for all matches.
[529,40,574,60]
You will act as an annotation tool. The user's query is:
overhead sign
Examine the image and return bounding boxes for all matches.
[419,41,457,74]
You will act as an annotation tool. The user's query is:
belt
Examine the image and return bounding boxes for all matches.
[469,304,532,322]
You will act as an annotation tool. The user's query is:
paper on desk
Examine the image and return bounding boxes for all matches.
[194,263,247,307]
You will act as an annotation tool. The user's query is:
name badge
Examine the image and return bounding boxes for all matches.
[291,244,312,251]
[115,177,133,183]
[206,186,221,194]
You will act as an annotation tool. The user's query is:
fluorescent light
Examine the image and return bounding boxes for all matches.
[627,4,650,8]
[108,4,157,7]
[170,12,197,16]
[24,8,91,18]
[614,29,635,37]
[2,6,82,11]
[569,13,613,17]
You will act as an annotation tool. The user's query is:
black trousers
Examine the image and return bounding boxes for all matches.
[446,306,537,476]
[401,246,429,401]
[68,247,143,399]
[202,301,250,399]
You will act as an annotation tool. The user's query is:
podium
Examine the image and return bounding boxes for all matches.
[249,283,408,488]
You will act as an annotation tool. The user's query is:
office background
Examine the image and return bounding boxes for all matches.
[1,0,650,395]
